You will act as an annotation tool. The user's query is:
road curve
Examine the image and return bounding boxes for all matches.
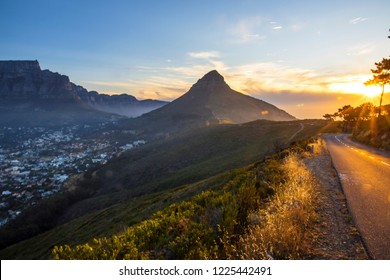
[323,134,390,259]
[288,122,305,142]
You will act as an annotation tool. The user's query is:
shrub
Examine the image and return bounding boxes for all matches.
[53,148,317,260]
[234,155,317,259]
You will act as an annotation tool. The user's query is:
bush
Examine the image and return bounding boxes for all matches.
[234,155,317,259]
[53,146,318,260]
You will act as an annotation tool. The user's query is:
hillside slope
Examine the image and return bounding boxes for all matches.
[52,143,366,260]
[0,120,326,259]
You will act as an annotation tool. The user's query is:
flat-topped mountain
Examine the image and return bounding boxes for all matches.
[133,70,295,134]
[0,60,167,119]
[0,60,41,73]
[0,60,77,103]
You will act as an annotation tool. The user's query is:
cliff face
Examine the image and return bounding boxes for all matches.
[0,60,168,117]
[0,60,76,103]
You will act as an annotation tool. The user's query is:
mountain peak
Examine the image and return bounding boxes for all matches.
[192,70,229,91]
[139,69,295,132]
[199,70,224,82]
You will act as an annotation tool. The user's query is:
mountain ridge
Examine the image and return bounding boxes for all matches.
[131,70,295,135]
[0,60,168,118]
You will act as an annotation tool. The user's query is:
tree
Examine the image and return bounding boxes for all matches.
[355,102,376,121]
[336,105,356,132]
[323,113,336,121]
[364,57,390,116]
[337,105,354,121]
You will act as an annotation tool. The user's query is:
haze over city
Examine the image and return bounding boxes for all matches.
[1,0,389,118]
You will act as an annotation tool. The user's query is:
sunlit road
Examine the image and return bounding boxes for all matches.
[324,134,390,259]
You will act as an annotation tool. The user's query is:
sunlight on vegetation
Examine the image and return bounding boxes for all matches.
[365,57,390,116]
[234,155,317,259]
[52,141,319,260]
[323,102,390,150]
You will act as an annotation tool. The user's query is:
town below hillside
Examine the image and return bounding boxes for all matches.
[0,122,146,227]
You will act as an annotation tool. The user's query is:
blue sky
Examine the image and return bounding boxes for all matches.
[1,0,389,118]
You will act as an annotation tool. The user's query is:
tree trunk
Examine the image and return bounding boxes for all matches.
[378,83,385,116]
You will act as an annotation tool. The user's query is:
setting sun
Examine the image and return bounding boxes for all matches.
[363,87,381,97]
[328,76,381,98]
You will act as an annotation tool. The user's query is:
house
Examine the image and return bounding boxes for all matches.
[1,190,12,196]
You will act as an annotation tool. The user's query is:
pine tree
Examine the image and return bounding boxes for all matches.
[365,58,390,116]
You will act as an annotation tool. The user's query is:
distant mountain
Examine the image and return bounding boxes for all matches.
[0,60,79,104]
[77,91,168,118]
[0,60,167,120]
[133,70,295,134]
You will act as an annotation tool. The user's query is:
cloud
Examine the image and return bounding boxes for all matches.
[228,16,264,43]
[346,44,374,56]
[188,51,220,59]
[289,23,305,32]
[84,75,190,100]
[257,91,367,119]
[133,59,374,102]
[270,21,283,30]
[225,62,322,94]
[160,54,229,79]
[349,17,367,24]
[84,80,133,88]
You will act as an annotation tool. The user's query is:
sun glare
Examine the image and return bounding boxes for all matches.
[363,87,381,98]
[329,80,380,98]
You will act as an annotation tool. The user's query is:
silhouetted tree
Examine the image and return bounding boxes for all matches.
[337,105,354,120]
[355,102,376,121]
[323,113,336,121]
[365,57,390,116]
[335,105,355,131]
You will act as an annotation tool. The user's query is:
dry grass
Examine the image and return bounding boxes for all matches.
[235,154,318,259]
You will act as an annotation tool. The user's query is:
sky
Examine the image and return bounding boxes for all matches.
[1,0,389,119]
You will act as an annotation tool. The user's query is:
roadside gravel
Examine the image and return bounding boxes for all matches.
[303,139,368,259]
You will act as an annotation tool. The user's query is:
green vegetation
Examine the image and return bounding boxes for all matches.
[323,103,386,130]
[0,120,326,259]
[52,139,319,260]
[348,45,390,149]
[365,57,390,116]
[234,155,317,259]
[323,103,390,150]
[352,116,390,150]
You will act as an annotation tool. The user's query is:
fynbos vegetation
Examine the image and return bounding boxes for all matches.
[234,155,317,259]
[53,140,319,260]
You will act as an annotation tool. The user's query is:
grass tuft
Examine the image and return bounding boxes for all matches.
[235,154,317,259]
